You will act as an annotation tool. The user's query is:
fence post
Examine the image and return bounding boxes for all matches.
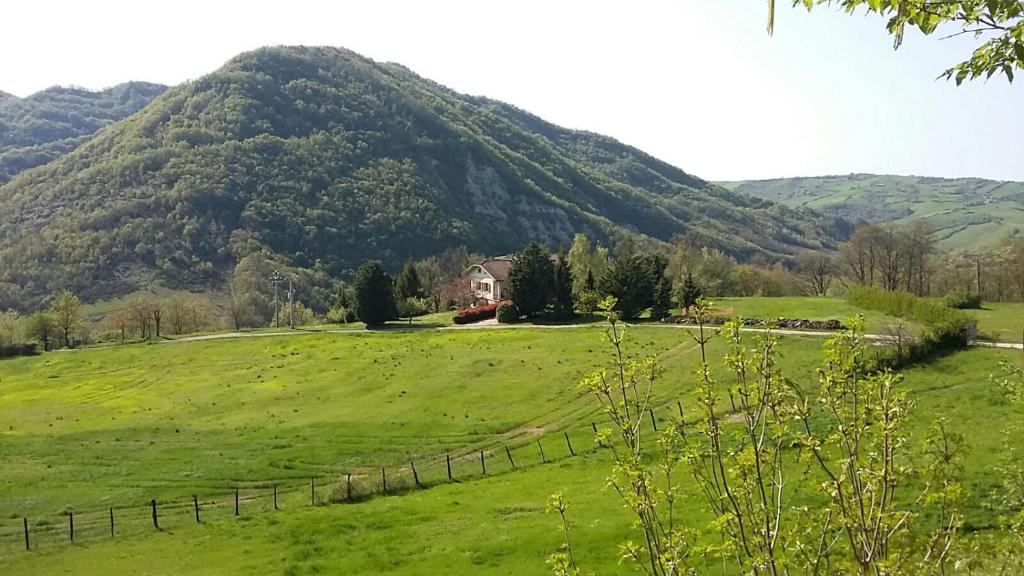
[346,474,353,500]
[411,462,421,488]
[381,468,387,493]
[273,485,279,510]
[151,499,159,530]
[194,495,201,523]
[109,507,115,537]
[648,408,657,432]
[69,511,74,542]
[564,432,575,456]
[591,422,597,433]
[24,517,29,551]
[677,400,684,420]
[235,487,240,515]
[311,478,316,505]
[538,440,547,464]
[505,445,516,469]
[446,454,452,481]
[480,450,486,475]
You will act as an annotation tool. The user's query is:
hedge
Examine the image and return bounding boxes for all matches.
[452,301,510,325]
[0,343,38,359]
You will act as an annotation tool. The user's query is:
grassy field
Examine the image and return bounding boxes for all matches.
[708,296,912,333]
[1,335,1020,574]
[971,302,1024,342]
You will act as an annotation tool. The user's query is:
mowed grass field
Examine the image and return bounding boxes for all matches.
[1,330,1020,575]
[971,301,1024,342]
[709,296,912,333]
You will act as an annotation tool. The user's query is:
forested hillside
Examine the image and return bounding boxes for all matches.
[721,174,1024,249]
[0,82,166,183]
[0,46,846,310]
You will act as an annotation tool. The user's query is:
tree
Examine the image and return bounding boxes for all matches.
[679,272,702,314]
[50,289,82,348]
[796,251,835,296]
[353,261,396,328]
[598,255,653,320]
[24,311,57,350]
[0,310,21,346]
[650,276,673,320]
[551,255,575,320]
[397,296,431,325]
[395,260,423,300]
[105,309,133,343]
[766,0,1024,84]
[149,299,164,339]
[413,257,444,312]
[507,242,554,318]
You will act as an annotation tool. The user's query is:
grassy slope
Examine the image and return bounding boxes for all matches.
[720,174,1024,250]
[971,302,1024,342]
[2,344,1020,574]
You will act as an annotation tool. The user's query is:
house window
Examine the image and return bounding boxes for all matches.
[483,282,491,293]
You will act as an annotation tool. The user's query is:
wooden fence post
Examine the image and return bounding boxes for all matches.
[194,495,201,523]
[311,478,316,505]
[480,450,486,475]
[346,474,353,500]
[151,499,159,530]
[677,400,684,420]
[564,432,575,456]
[648,408,657,432]
[505,445,516,469]
[381,468,387,493]
[69,511,74,542]
[411,462,421,488]
[235,487,240,515]
[273,485,278,510]
[538,440,547,463]
[24,517,29,551]
[446,454,452,481]
[109,507,115,537]
[591,421,597,433]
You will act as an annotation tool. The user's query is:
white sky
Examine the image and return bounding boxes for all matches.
[2,0,1021,181]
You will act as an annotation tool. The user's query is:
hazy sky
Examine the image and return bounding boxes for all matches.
[2,0,1021,181]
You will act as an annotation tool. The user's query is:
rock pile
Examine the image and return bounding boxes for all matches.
[661,316,846,331]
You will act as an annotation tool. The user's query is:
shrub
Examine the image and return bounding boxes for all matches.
[496,302,520,324]
[452,301,508,325]
[0,343,38,359]
[942,289,982,310]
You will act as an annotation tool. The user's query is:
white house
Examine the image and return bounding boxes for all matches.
[465,257,513,303]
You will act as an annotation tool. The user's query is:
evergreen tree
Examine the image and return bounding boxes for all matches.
[395,260,423,299]
[507,242,554,318]
[551,256,575,320]
[680,273,703,314]
[353,261,396,328]
[599,255,653,320]
[651,277,673,320]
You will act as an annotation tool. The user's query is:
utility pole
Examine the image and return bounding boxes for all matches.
[270,270,284,328]
[976,257,982,297]
[287,278,295,328]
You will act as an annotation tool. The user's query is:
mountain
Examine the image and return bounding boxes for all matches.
[0,82,167,183]
[720,174,1024,250]
[0,46,846,310]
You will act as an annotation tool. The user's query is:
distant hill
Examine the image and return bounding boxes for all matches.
[0,46,845,310]
[720,174,1024,249]
[0,82,167,183]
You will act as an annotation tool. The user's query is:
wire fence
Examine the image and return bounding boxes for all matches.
[0,416,646,557]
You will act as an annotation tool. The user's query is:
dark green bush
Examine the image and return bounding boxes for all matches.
[496,302,520,324]
[0,343,38,359]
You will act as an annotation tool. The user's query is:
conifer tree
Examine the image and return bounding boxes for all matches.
[507,242,555,318]
[353,261,396,328]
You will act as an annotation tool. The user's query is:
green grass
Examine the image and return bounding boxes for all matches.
[1,337,1020,574]
[708,296,912,333]
[971,302,1024,342]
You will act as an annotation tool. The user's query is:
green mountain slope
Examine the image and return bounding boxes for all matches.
[720,174,1024,249]
[0,82,167,183]
[0,46,845,309]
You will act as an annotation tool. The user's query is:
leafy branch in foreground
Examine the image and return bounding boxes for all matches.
[553,299,973,575]
[767,0,1024,83]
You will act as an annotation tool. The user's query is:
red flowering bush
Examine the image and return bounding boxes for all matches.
[452,300,510,325]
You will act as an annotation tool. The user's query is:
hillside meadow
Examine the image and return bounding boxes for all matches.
[0,331,1019,573]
